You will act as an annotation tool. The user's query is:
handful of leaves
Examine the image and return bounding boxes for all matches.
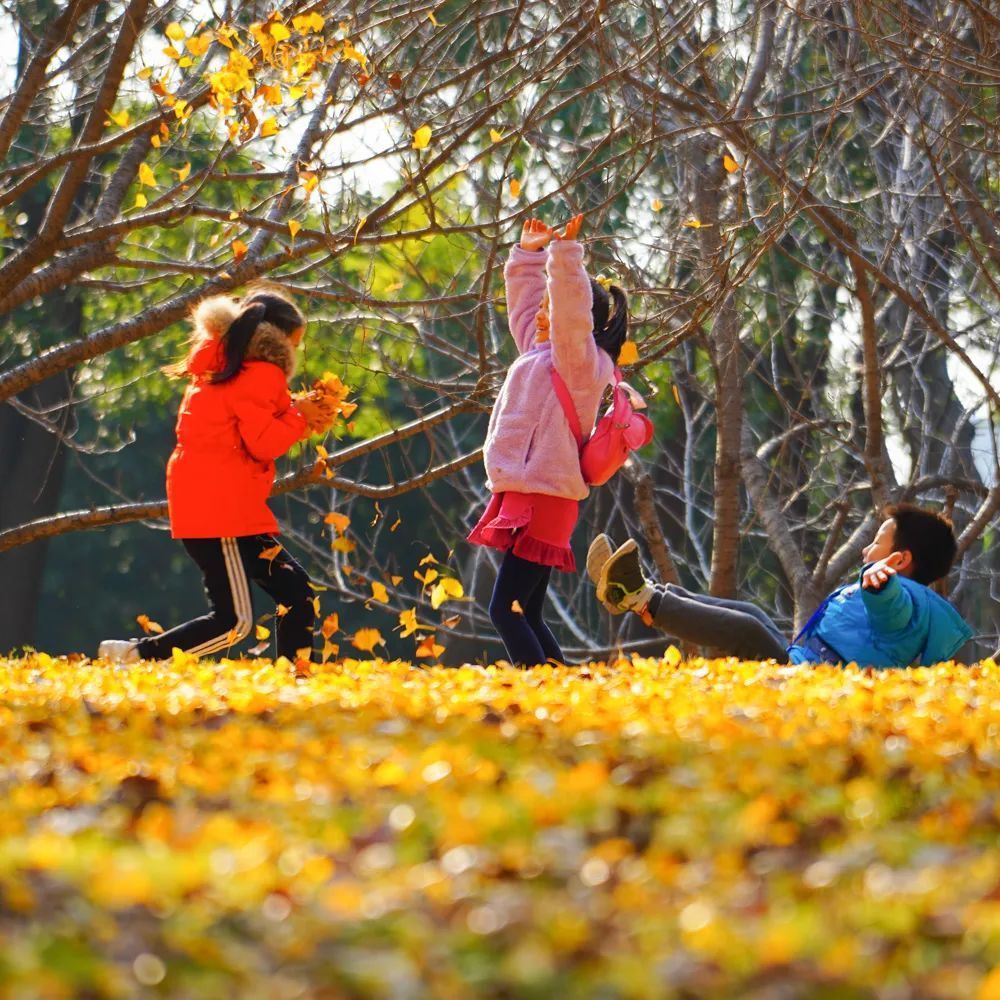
[293,372,357,434]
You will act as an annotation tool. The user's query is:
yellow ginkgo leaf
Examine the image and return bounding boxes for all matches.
[173,162,191,182]
[137,67,153,81]
[138,162,156,187]
[133,193,148,209]
[430,577,464,610]
[275,604,290,618]
[255,624,270,641]
[321,613,339,638]
[682,218,708,229]
[324,512,350,534]
[186,33,212,57]
[288,219,301,239]
[509,177,521,198]
[342,40,367,69]
[398,608,424,638]
[136,614,163,635]
[617,341,639,365]
[231,238,248,261]
[268,21,291,41]
[331,537,356,553]
[415,633,445,659]
[722,154,740,173]
[259,543,282,562]
[419,553,439,566]
[107,109,130,129]
[165,22,185,41]
[490,128,504,143]
[651,198,664,212]
[351,628,383,653]
[293,12,325,33]
[259,117,279,138]
[370,582,389,604]
[411,125,432,150]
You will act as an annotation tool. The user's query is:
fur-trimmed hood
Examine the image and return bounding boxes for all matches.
[244,323,297,378]
[185,296,297,379]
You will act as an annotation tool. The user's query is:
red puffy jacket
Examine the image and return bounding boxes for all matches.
[166,332,307,538]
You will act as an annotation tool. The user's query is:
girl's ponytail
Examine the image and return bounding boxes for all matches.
[591,280,629,362]
[212,301,267,383]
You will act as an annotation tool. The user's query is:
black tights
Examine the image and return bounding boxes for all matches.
[488,551,564,666]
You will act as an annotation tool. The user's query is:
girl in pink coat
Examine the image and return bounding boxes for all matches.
[468,214,629,666]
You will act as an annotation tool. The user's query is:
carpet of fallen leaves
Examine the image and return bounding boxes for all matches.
[0,651,998,1000]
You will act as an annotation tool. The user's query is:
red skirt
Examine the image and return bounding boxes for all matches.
[467,491,579,572]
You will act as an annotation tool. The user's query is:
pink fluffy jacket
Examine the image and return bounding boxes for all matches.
[482,240,615,501]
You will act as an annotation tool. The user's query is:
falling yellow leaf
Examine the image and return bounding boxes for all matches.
[411,125,432,150]
[259,117,280,138]
[332,537,356,554]
[511,600,524,614]
[137,67,153,80]
[415,567,438,586]
[321,641,339,663]
[723,154,740,173]
[430,577,464,610]
[351,628,384,653]
[370,582,389,604]
[391,575,403,586]
[617,341,639,365]
[342,39,367,69]
[173,162,191,182]
[150,135,161,149]
[419,553,439,566]
[259,544,283,563]
[509,177,521,198]
[390,516,401,532]
[136,614,164,635]
[311,596,321,617]
[165,22,185,41]
[232,238,248,261]
[441,615,461,628]
[133,193,148,209]
[255,624,270,641]
[672,383,681,405]
[321,613,339,639]
[427,11,443,26]
[651,198,664,212]
[293,12,325,33]
[354,216,367,243]
[137,162,156,187]
[186,33,212,57]
[107,109,130,129]
[163,45,182,61]
[398,608,425,638]
[415,633,445,659]
[275,604,290,618]
[682,218,707,229]
[324,512,350,534]
[490,128,504,143]
[288,219,301,239]
[268,21,291,41]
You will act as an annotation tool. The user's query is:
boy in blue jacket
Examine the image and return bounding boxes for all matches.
[590,505,972,668]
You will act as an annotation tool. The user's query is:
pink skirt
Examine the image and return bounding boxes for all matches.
[467,491,579,572]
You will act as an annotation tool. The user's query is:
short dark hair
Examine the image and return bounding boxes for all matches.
[590,279,628,362]
[213,289,304,383]
[885,503,958,585]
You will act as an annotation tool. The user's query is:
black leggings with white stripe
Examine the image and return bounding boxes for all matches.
[135,535,315,662]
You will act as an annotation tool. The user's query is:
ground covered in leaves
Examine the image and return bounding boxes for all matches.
[0,652,998,1000]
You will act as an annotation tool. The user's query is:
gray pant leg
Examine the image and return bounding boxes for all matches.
[648,585,788,661]
[664,583,787,647]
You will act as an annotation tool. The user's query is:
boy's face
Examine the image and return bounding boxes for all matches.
[862,517,911,573]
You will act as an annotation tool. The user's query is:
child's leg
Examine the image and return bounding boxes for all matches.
[647,586,788,660]
[662,583,786,648]
[521,563,564,663]
[241,536,316,661]
[488,551,553,666]
[135,538,254,659]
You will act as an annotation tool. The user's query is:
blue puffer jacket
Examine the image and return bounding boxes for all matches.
[788,570,973,669]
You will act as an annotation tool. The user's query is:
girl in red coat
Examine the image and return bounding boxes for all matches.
[99,287,331,665]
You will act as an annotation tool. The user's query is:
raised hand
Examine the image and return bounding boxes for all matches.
[861,552,907,590]
[519,218,552,252]
[295,392,338,435]
[554,213,583,241]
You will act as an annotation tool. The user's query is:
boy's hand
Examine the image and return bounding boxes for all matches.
[555,213,583,241]
[862,552,907,590]
[519,218,552,252]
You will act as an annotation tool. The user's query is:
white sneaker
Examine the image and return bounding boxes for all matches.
[97,640,140,664]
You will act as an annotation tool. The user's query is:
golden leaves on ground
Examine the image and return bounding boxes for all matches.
[0,654,997,997]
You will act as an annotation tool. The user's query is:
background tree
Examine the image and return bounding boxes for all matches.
[1,0,997,660]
